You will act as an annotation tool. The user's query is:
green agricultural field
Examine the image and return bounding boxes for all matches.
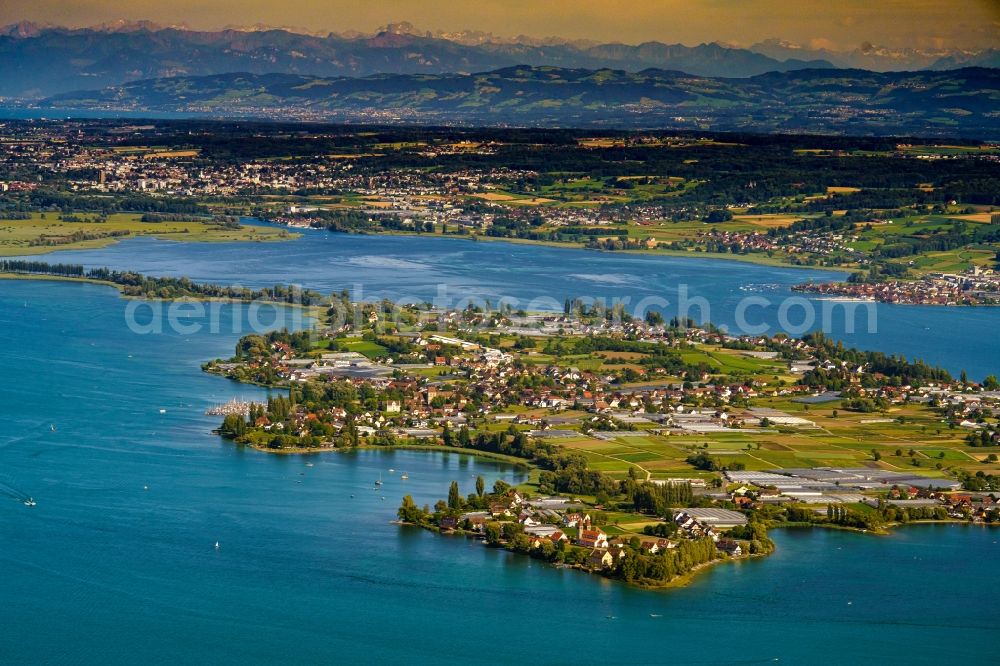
[0,212,296,256]
[337,339,390,359]
[530,388,996,481]
[676,346,789,376]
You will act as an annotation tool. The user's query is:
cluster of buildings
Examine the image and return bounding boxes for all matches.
[699,226,859,259]
[208,303,1000,451]
[796,267,1000,306]
[0,121,740,235]
[443,490,748,571]
[724,468,963,502]
[722,467,1000,522]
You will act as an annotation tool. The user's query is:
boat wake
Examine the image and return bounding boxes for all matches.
[739,283,785,293]
[0,479,35,506]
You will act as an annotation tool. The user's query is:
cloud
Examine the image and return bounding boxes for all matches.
[807,37,839,51]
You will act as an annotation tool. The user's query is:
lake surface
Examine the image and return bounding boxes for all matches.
[35,225,1000,377]
[1,278,999,664]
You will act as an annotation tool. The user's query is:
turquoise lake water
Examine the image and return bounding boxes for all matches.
[3,240,1000,663]
[35,225,1000,378]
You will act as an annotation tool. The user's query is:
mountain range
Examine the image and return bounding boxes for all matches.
[44,66,1000,136]
[1,21,997,99]
[748,38,1000,72]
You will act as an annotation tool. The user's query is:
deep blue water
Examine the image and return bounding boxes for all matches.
[33,225,1000,378]
[1,280,1000,664]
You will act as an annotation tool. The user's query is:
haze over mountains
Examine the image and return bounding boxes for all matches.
[45,66,1000,136]
[1,20,998,99]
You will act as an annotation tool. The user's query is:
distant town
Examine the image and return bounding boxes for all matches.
[1,121,998,296]
[795,266,1000,305]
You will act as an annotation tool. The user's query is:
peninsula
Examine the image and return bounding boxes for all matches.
[0,212,296,257]
[202,292,1000,587]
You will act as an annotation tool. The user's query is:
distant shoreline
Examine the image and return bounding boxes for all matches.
[273,222,851,273]
[0,272,326,318]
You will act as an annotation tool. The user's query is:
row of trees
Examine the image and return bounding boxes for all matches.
[685,451,745,473]
[628,479,694,516]
[0,260,326,304]
[959,470,1000,492]
[966,427,999,448]
[28,229,131,247]
[802,331,953,388]
[784,499,950,530]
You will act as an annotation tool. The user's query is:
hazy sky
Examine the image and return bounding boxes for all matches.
[2,0,998,50]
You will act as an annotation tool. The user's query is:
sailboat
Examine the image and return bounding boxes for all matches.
[374,473,383,487]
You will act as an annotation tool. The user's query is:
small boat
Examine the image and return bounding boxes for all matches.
[159,409,167,414]
[374,473,383,486]
[305,462,314,467]
[50,424,56,432]
[389,468,395,473]
[400,472,409,480]
[143,485,149,491]
[214,541,220,550]
[23,498,36,507]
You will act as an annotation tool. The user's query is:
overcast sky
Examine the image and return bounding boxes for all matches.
[2,0,998,50]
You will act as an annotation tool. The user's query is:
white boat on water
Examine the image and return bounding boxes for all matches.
[23,498,36,507]
[400,472,409,480]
